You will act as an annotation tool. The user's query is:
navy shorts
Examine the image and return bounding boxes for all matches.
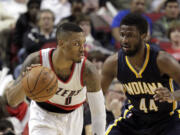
[106,110,180,135]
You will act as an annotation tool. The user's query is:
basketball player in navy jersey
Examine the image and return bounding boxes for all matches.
[4,23,106,135]
[101,13,180,135]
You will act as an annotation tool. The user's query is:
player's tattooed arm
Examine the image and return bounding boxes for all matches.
[83,59,101,92]
[83,59,106,135]
[101,53,118,94]
[5,52,40,107]
[21,52,40,75]
[154,51,180,102]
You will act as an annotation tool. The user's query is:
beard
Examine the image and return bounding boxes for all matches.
[122,39,142,57]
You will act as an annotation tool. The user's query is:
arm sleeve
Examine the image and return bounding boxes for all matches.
[87,90,106,135]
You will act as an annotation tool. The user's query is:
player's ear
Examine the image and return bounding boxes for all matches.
[141,33,147,40]
[57,39,65,48]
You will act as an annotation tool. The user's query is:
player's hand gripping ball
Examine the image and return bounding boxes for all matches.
[22,65,58,102]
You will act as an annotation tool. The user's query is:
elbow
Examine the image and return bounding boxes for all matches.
[6,94,18,107]
[5,91,22,107]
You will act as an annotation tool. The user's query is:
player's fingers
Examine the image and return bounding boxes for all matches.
[163,92,171,97]
[153,94,162,101]
[155,89,170,97]
[154,87,164,92]
[161,97,173,103]
[154,92,167,101]
[155,87,168,94]
[157,97,166,102]
[31,64,41,68]
[26,66,32,71]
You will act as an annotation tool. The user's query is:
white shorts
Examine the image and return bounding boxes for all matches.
[29,101,84,135]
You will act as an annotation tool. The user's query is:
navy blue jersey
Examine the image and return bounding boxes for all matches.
[117,44,177,119]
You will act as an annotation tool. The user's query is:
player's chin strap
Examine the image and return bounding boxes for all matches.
[87,90,106,135]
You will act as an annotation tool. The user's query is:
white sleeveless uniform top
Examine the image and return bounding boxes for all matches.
[39,48,87,110]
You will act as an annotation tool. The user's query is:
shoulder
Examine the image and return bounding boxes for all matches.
[21,51,40,72]
[156,51,177,74]
[157,51,173,64]
[26,51,40,63]
[116,10,129,17]
[156,50,180,79]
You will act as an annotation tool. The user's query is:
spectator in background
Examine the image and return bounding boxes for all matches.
[83,0,99,14]
[152,0,180,42]
[0,0,27,21]
[111,0,152,48]
[0,0,27,68]
[82,80,126,135]
[0,68,30,134]
[89,0,115,50]
[90,0,113,26]
[60,0,84,24]
[76,14,113,58]
[105,80,126,119]
[0,119,15,135]
[109,0,152,11]
[14,9,56,78]
[76,14,101,55]
[13,0,41,49]
[161,21,180,61]
[41,0,71,25]
[10,0,41,71]
[23,9,56,55]
[109,0,131,10]
[151,0,180,13]
[0,96,23,135]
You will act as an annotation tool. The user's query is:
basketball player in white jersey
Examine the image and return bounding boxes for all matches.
[4,23,106,135]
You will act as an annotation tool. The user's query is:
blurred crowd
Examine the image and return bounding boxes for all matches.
[0,0,180,134]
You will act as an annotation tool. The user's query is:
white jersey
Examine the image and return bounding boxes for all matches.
[39,48,87,110]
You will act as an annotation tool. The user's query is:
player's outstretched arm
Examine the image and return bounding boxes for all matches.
[154,51,180,102]
[83,59,106,135]
[101,54,118,94]
[5,52,40,107]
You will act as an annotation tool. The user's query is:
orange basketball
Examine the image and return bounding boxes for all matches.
[22,66,58,102]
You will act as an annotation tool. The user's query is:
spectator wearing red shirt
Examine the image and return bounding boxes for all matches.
[161,21,180,61]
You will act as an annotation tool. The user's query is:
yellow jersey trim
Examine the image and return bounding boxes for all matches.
[123,105,134,118]
[105,117,123,135]
[177,110,180,118]
[125,44,150,78]
[106,105,133,135]
[169,78,177,115]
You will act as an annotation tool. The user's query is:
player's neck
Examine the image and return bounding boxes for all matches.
[127,45,146,69]
[52,49,74,70]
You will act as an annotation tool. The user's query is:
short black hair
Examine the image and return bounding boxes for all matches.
[56,22,83,40]
[120,13,148,34]
[27,0,41,8]
[165,0,179,7]
[69,0,84,4]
